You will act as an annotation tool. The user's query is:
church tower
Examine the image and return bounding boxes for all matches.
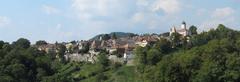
[170,26,176,36]
[181,21,186,29]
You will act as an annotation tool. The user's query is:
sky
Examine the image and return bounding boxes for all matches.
[0,0,239,43]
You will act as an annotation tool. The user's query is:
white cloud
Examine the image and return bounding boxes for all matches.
[137,0,149,6]
[196,9,208,16]
[54,24,74,38]
[70,0,139,39]
[69,0,185,38]
[56,23,62,30]
[152,0,181,14]
[200,17,235,31]
[42,5,60,15]
[47,24,75,42]
[199,7,237,31]
[212,7,235,18]
[132,12,145,23]
[71,0,130,20]
[0,16,10,27]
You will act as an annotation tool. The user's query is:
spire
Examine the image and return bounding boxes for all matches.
[170,26,177,36]
[182,21,186,25]
[172,26,176,32]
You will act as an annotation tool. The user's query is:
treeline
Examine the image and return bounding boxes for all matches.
[134,24,240,82]
[0,38,75,82]
[0,38,120,82]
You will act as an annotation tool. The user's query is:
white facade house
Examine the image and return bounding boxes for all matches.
[123,51,134,61]
[136,40,148,47]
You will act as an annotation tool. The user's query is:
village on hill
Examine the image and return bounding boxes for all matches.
[1,22,239,82]
[34,22,197,65]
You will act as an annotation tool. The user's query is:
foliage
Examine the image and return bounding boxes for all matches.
[189,25,198,35]
[111,33,117,39]
[12,38,31,49]
[170,32,181,48]
[102,34,111,41]
[35,40,47,46]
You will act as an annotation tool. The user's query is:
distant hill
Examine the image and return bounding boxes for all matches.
[89,32,138,41]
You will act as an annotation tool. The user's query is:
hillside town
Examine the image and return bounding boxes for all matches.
[34,22,194,65]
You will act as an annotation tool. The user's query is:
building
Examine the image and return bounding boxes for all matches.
[135,35,159,47]
[170,21,190,37]
[36,44,57,54]
[135,39,148,47]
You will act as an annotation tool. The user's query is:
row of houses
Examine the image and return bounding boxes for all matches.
[87,35,160,64]
[34,35,160,64]
[35,22,192,64]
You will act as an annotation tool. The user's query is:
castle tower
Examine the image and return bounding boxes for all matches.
[99,36,102,41]
[181,21,186,29]
[170,26,177,36]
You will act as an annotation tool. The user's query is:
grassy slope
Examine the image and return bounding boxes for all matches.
[79,66,137,82]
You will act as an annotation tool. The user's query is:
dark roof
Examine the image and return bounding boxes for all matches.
[182,21,186,25]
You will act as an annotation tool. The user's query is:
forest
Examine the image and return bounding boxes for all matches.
[1,24,240,82]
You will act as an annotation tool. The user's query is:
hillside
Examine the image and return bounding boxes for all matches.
[1,24,240,82]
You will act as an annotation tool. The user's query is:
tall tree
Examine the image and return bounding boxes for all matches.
[0,40,5,49]
[36,40,47,46]
[56,44,66,63]
[111,33,117,39]
[13,38,31,49]
[154,38,171,53]
[189,25,198,35]
[102,34,111,41]
[170,33,181,48]
[146,48,162,65]
[97,52,109,72]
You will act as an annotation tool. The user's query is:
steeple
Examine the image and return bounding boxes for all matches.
[170,26,177,36]
[182,21,186,25]
[181,21,186,29]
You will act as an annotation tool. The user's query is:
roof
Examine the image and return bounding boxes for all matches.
[182,21,186,24]
[90,40,101,49]
[177,29,188,32]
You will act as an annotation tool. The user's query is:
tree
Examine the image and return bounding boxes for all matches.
[36,40,47,46]
[56,44,67,63]
[97,52,109,72]
[95,73,107,82]
[193,59,223,82]
[79,43,90,53]
[134,46,147,65]
[221,52,240,81]
[146,48,162,65]
[134,46,147,77]
[154,38,171,53]
[36,68,47,81]
[170,33,181,48]
[182,36,188,50]
[129,33,137,38]
[217,24,227,31]
[189,25,198,35]
[97,52,109,67]
[102,34,111,41]
[111,33,117,39]
[13,38,31,49]
[0,40,4,49]
[236,39,240,54]
[70,40,77,44]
